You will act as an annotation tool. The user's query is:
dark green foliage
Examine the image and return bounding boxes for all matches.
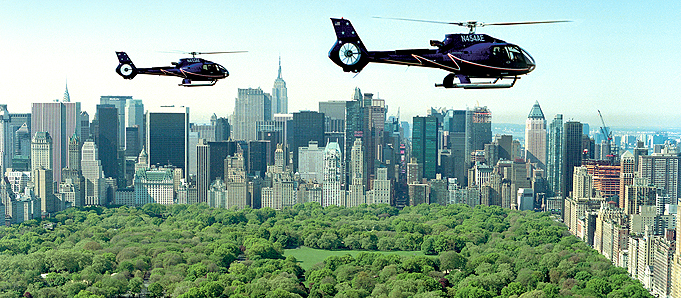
[0,203,652,298]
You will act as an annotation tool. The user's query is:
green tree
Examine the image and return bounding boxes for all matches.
[501,282,526,298]
[148,282,164,298]
[439,251,466,271]
[128,277,143,297]
[586,278,612,297]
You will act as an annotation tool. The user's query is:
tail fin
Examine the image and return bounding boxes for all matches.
[115,52,138,79]
[329,18,369,73]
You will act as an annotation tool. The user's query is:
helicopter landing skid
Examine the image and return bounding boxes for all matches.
[436,76,518,89]
[179,80,218,87]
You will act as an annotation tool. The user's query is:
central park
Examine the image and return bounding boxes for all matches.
[0,203,651,297]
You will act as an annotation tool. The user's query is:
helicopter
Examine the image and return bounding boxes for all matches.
[115,51,245,87]
[329,17,568,89]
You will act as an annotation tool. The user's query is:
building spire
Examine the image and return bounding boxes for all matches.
[277,55,282,79]
[63,80,71,102]
[527,100,544,119]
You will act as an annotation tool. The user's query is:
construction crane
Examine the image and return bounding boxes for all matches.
[597,110,612,143]
[597,110,616,161]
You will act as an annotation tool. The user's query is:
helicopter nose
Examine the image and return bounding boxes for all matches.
[519,48,536,71]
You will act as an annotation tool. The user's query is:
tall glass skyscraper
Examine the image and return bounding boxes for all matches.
[412,116,439,180]
[100,96,132,150]
[546,114,564,197]
[146,106,189,175]
[95,104,119,180]
[291,111,325,172]
[125,99,145,154]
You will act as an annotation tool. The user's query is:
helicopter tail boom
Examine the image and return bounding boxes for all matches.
[329,18,369,73]
[115,52,138,79]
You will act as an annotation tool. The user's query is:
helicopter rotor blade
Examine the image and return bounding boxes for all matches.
[372,16,465,26]
[374,16,570,33]
[193,51,248,55]
[481,20,571,27]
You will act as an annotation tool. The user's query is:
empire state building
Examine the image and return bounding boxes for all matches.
[272,57,288,114]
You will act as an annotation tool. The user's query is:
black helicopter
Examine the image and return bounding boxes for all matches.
[329,17,568,89]
[115,51,245,87]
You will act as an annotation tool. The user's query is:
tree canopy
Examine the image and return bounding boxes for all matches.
[0,203,651,297]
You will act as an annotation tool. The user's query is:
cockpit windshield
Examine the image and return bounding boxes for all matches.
[491,45,535,67]
[202,63,223,74]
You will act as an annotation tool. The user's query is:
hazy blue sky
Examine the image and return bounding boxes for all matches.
[2,0,679,128]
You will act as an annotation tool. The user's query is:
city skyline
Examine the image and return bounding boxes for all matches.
[2,1,680,128]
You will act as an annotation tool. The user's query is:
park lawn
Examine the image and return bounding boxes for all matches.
[284,246,425,270]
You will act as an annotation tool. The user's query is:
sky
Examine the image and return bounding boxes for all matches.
[2,0,680,129]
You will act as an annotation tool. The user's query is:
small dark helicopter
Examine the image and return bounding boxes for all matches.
[115,51,245,87]
[329,17,568,89]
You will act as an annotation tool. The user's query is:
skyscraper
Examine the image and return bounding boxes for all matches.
[34,167,55,214]
[125,99,145,153]
[546,114,564,197]
[232,88,272,142]
[272,57,288,114]
[224,151,248,209]
[31,132,53,174]
[525,101,547,169]
[81,141,106,206]
[62,133,84,207]
[347,138,366,207]
[619,151,635,208]
[371,167,392,205]
[342,88,367,186]
[291,111,325,172]
[95,104,119,180]
[12,123,31,172]
[563,121,583,199]
[31,132,55,214]
[146,106,190,174]
[319,100,348,154]
[100,96,132,149]
[322,142,343,207]
[639,153,681,200]
[465,106,492,181]
[366,94,386,180]
[444,110,467,183]
[196,140,232,203]
[412,115,439,180]
[298,141,325,183]
[80,111,90,141]
[212,115,231,142]
[31,101,81,183]
[0,105,11,174]
[248,140,270,178]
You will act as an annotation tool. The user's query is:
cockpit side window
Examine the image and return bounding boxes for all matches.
[506,46,523,62]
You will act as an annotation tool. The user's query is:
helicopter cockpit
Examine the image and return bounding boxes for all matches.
[492,45,535,68]
[202,63,228,76]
